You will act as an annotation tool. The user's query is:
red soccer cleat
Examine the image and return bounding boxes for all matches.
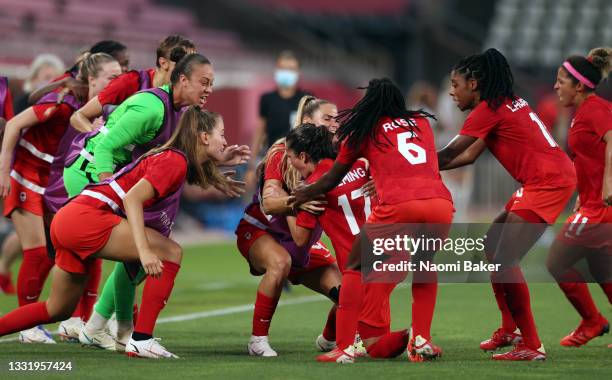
[316,346,355,364]
[0,272,16,294]
[480,328,522,351]
[492,343,546,361]
[407,335,442,362]
[560,315,609,347]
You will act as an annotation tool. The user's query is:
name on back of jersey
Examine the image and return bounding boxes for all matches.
[382,118,417,133]
[506,98,528,113]
[338,166,367,188]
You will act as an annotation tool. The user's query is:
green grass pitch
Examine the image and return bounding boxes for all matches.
[0,242,609,379]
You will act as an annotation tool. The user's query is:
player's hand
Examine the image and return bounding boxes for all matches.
[97,172,112,181]
[289,184,317,209]
[219,145,251,167]
[299,199,327,215]
[63,77,88,103]
[216,170,246,198]
[361,178,377,197]
[0,170,10,199]
[139,249,164,279]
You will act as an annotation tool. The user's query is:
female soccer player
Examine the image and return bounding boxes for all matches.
[436,48,577,361]
[292,95,339,132]
[0,53,121,344]
[235,97,342,357]
[546,47,611,347]
[291,78,454,362]
[0,107,235,359]
[66,53,247,350]
[285,123,410,363]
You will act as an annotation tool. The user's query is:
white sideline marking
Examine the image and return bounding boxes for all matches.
[0,295,326,343]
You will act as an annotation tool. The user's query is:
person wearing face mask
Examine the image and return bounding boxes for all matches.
[246,51,308,190]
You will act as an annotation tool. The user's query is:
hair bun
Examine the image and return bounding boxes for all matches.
[588,47,611,76]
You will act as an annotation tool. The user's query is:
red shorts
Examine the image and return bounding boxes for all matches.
[557,207,612,250]
[51,198,121,274]
[504,185,575,224]
[358,282,397,339]
[3,176,46,217]
[235,219,336,284]
[369,198,454,224]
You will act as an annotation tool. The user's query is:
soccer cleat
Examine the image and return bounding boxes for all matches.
[560,316,609,347]
[125,337,179,359]
[19,326,56,344]
[79,324,116,350]
[315,334,336,352]
[492,343,546,361]
[316,345,355,363]
[0,272,16,294]
[58,317,85,343]
[480,328,522,351]
[353,334,368,358]
[407,335,442,362]
[247,335,278,357]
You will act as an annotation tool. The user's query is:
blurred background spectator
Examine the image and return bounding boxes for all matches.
[13,53,64,114]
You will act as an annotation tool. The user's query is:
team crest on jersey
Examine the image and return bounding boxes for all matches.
[19,192,26,202]
[245,232,252,240]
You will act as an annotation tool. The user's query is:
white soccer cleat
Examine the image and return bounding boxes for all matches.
[79,324,116,350]
[248,335,278,357]
[114,320,133,352]
[353,334,368,357]
[315,334,336,352]
[125,337,179,359]
[19,326,56,344]
[58,317,84,343]
[316,345,355,363]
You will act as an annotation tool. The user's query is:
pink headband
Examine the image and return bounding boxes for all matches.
[563,61,595,89]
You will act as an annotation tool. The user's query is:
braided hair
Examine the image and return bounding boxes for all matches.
[336,78,434,151]
[452,48,515,110]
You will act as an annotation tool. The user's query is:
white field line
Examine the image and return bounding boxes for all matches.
[0,295,326,343]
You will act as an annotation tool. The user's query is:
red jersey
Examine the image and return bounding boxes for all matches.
[568,95,612,210]
[81,150,187,212]
[97,69,156,106]
[14,102,75,183]
[337,116,451,205]
[297,158,375,269]
[460,98,576,188]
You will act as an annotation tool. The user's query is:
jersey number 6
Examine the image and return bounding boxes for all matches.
[397,131,427,165]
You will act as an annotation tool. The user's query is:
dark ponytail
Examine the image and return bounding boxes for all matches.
[286,123,336,163]
[170,53,211,85]
[453,48,515,110]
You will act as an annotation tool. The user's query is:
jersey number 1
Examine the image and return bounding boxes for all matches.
[338,189,372,235]
[529,112,557,147]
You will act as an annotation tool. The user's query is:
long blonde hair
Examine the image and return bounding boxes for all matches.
[77,52,117,84]
[147,106,228,189]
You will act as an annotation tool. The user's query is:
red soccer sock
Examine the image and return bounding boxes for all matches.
[557,269,599,322]
[501,268,541,350]
[78,259,102,321]
[336,270,363,349]
[322,305,337,341]
[252,291,279,336]
[599,283,612,304]
[366,330,409,358]
[133,261,180,336]
[491,281,517,332]
[411,271,437,341]
[0,302,51,336]
[17,247,54,306]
